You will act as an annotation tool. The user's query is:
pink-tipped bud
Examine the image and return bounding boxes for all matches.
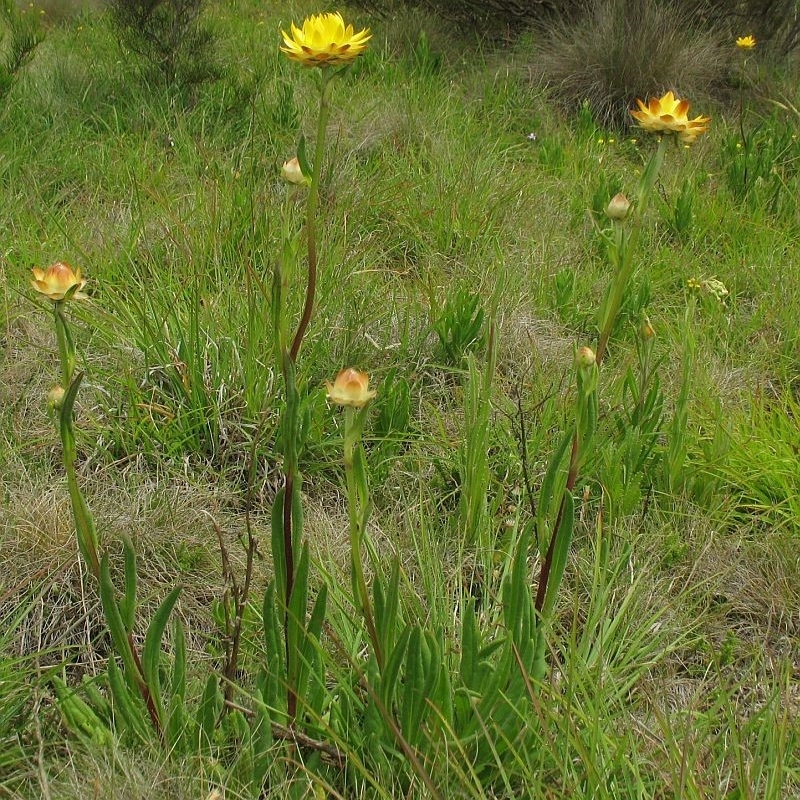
[326,368,377,408]
[606,193,631,221]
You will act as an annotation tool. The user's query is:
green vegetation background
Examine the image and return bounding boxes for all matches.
[1,0,799,797]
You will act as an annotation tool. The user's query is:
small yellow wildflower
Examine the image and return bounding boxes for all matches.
[280,12,371,68]
[688,276,729,303]
[631,90,710,145]
[736,35,756,50]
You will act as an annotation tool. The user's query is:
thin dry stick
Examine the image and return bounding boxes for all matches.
[222,699,346,766]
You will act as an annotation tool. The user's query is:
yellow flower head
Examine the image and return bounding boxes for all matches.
[31,261,88,301]
[280,12,371,68]
[326,368,376,408]
[736,35,756,50]
[630,91,710,145]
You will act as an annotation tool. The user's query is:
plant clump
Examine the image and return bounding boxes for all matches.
[529,0,728,130]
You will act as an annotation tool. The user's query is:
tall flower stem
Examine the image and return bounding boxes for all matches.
[596,134,667,364]
[538,137,668,615]
[278,69,334,723]
[738,56,750,195]
[290,69,334,363]
[54,302,100,580]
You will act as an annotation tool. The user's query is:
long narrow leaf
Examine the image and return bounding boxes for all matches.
[99,555,142,693]
[142,585,182,725]
[541,491,575,619]
[119,534,137,634]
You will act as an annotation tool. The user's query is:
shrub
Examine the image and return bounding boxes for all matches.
[0,0,42,99]
[352,0,800,56]
[530,0,728,130]
[109,0,220,88]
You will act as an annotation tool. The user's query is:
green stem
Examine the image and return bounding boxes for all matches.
[344,407,383,670]
[54,303,101,580]
[596,135,667,364]
[54,302,74,388]
[290,69,334,363]
[739,58,749,195]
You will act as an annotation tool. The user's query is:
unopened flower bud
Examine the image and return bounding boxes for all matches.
[47,385,65,410]
[606,193,630,221]
[281,157,309,186]
[576,346,596,369]
[326,368,377,408]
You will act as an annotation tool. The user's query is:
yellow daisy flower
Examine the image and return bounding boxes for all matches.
[736,35,756,49]
[280,12,371,68]
[631,90,710,145]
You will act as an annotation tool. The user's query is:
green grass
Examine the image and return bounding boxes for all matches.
[1,1,800,797]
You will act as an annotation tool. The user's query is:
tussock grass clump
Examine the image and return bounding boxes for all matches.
[530,0,728,129]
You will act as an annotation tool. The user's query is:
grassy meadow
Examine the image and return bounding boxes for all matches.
[1,0,799,797]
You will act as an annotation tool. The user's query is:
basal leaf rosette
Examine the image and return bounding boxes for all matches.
[631,91,710,145]
[281,12,371,68]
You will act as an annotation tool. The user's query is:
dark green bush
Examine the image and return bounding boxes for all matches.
[109,0,220,88]
[0,0,42,99]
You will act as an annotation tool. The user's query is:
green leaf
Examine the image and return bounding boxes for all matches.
[381,624,411,708]
[297,134,312,181]
[171,616,186,701]
[400,627,423,742]
[196,673,221,754]
[52,676,112,746]
[119,534,137,634]
[287,544,310,693]
[459,600,479,690]
[99,554,142,693]
[106,657,151,744]
[376,559,401,659]
[536,429,573,552]
[252,700,273,787]
[541,490,575,620]
[59,370,84,429]
[270,488,286,608]
[291,475,304,566]
[166,693,186,754]
[142,585,182,725]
